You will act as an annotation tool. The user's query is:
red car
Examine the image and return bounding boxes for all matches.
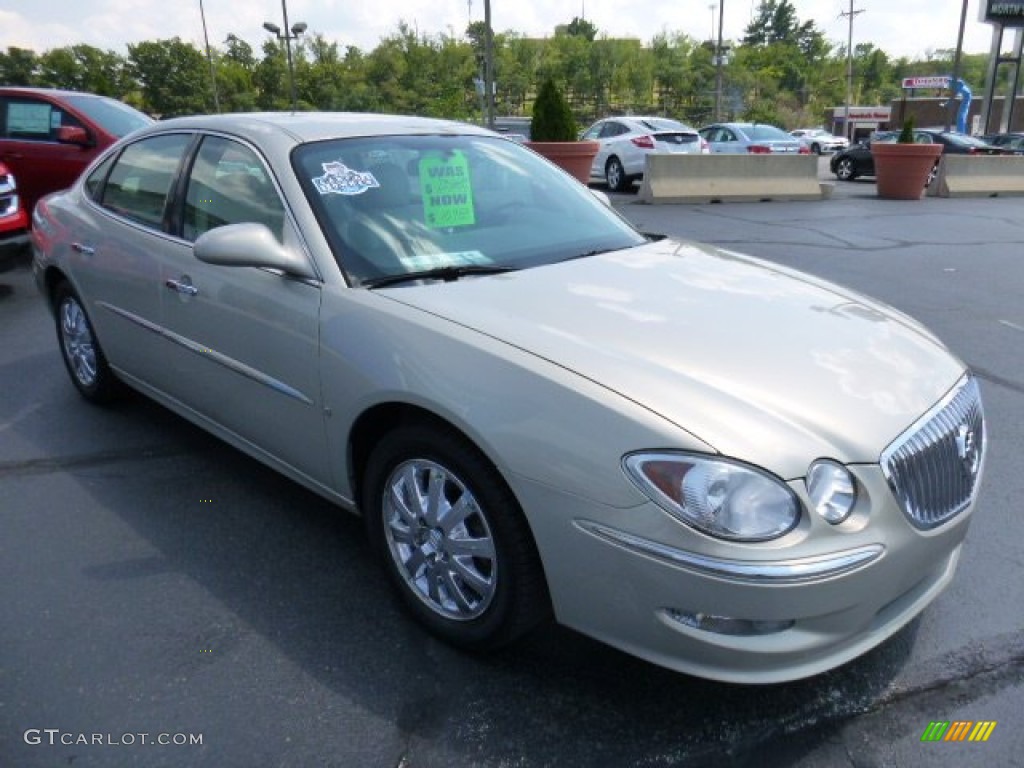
[0,160,29,271]
[0,87,153,217]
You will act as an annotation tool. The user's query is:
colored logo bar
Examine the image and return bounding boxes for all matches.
[921,721,997,742]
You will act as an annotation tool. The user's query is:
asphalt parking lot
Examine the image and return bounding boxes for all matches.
[2,181,1023,767]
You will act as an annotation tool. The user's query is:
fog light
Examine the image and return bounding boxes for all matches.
[807,459,857,524]
[663,609,794,636]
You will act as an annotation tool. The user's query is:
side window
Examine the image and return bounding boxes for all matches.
[84,154,117,201]
[0,96,85,142]
[184,136,285,242]
[100,134,191,229]
[581,124,602,140]
[597,122,617,139]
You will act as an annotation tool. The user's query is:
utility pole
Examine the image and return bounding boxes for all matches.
[839,0,864,141]
[483,0,495,129]
[714,0,724,121]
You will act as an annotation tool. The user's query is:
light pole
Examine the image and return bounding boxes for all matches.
[483,0,495,129]
[198,0,220,112]
[714,0,724,121]
[263,0,306,112]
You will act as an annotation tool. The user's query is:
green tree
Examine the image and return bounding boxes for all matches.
[744,0,800,46]
[0,47,39,85]
[37,45,127,95]
[128,38,213,116]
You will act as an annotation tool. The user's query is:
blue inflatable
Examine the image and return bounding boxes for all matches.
[941,77,972,134]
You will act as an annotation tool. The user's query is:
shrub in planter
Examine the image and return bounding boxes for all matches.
[874,116,942,200]
[530,78,577,142]
[527,78,598,184]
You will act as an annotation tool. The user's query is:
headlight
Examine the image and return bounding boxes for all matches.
[806,460,856,524]
[623,453,800,541]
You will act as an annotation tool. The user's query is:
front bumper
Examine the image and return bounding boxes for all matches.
[514,464,974,684]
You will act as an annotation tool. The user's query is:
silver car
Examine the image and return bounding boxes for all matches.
[32,113,986,684]
[700,122,809,155]
[580,116,708,191]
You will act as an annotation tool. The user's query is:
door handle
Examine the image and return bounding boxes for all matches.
[71,242,95,256]
[165,278,199,296]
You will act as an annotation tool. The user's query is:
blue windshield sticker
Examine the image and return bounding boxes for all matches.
[312,162,380,196]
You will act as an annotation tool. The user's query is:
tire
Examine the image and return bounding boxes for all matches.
[54,282,122,403]
[363,424,550,650]
[605,156,630,192]
[811,142,822,155]
[834,156,856,181]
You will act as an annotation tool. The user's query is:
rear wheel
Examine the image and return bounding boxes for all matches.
[811,142,822,155]
[605,156,630,192]
[54,282,121,403]
[363,424,550,650]
[834,157,856,181]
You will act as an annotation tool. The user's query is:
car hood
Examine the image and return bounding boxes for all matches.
[377,239,964,478]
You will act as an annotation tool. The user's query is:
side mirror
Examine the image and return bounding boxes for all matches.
[57,125,91,146]
[194,222,316,279]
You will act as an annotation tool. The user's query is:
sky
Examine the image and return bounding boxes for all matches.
[0,0,1012,64]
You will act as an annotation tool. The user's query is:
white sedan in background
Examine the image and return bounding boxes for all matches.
[581,116,708,191]
[790,128,849,154]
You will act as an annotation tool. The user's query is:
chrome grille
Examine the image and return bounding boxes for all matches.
[881,375,985,529]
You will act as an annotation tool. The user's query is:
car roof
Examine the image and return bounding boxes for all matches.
[0,86,112,100]
[134,112,496,146]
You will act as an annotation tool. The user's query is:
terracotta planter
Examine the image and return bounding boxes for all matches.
[873,142,943,200]
[527,140,600,185]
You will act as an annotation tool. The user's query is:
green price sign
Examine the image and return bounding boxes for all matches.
[419,152,475,228]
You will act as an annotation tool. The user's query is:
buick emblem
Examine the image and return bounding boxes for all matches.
[955,423,981,479]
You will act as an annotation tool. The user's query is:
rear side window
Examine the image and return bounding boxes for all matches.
[99,134,191,229]
[0,96,85,142]
[84,154,116,201]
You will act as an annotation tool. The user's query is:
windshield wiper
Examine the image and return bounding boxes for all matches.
[362,264,518,289]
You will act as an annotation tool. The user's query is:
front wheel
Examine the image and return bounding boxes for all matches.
[55,282,122,403]
[363,424,550,650]
[605,156,630,192]
[834,157,856,181]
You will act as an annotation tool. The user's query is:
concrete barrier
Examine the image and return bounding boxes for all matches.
[637,154,831,204]
[928,154,1024,198]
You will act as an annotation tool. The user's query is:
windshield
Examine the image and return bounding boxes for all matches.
[62,94,153,137]
[293,134,646,285]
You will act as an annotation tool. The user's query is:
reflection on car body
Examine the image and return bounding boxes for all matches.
[32,112,987,684]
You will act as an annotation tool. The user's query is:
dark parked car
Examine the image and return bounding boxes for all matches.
[831,129,1013,182]
[980,132,1024,154]
[0,87,153,215]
